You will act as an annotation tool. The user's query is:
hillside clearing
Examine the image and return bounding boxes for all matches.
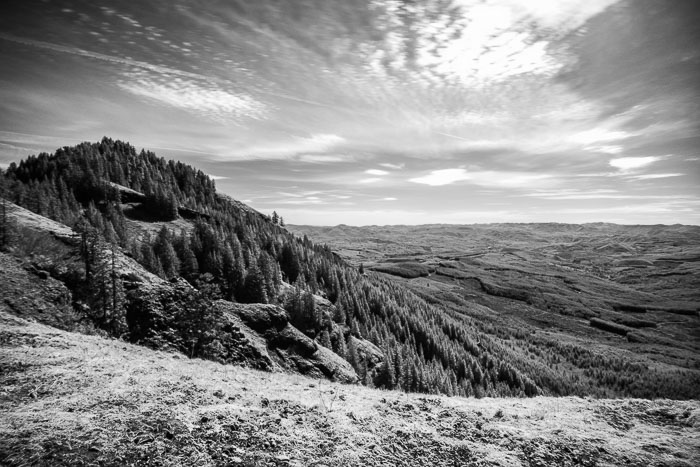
[1,311,698,466]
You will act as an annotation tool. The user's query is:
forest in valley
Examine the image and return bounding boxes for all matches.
[1,137,697,399]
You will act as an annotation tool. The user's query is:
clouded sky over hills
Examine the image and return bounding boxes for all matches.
[1,0,698,225]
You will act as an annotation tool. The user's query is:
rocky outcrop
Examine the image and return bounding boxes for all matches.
[215,301,359,384]
[230,303,289,332]
[349,335,383,372]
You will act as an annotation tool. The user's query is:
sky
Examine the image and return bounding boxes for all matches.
[0,0,698,226]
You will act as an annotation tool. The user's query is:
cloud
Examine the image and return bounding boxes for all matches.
[0,33,205,81]
[491,0,620,30]
[570,128,631,146]
[609,156,663,171]
[224,133,347,160]
[587,145,624,154]
[302,134,345,150]
[410,169,471,186]
[118,76,266,121]
[380,163,405,170]
[365,169,389,176]
[524,189,689,200]
[297,154,347,163]
[626,173,683,180]
[410,168,554,188]
[406,0,619,86]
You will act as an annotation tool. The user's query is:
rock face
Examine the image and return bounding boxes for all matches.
[215,301,359,384]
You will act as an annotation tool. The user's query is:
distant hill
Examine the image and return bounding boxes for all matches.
[1,137,698,399]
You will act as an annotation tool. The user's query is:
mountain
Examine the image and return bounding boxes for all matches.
[1,137,699,399]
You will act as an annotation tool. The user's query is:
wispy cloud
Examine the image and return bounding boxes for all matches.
[297,154,348,163]
[410,169,472,186]
[232,134,347,160]
[626,173,684,180]
[410,168,554,188]
[609,156,665,171]
[524,189,690,200]
[380,163,405,170]
[365,169,389,176]
[119,74,266,122]
[0,33,205,81]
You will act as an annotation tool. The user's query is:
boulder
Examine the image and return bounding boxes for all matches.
[309,345,359,384]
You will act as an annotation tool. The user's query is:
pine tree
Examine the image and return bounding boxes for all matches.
[257,252,277,300]
[334,330,348,359]
[333,302,347,324]
[168,193,179,220]
[279,243,300,282]
[154,226,180,279]
[319,329,332,349]
[141,240,164,277]
[377,349,396,389]
[347,336,360,371]
[89,227,127,335]
[0,173,14,250]
[363,359,374,387]
[241,264,268,303]
[175,231,199,280]
[76,217,99,282]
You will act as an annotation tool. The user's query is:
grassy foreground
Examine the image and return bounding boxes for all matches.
[1,310,698,467]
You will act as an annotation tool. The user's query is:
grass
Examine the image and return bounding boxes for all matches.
[1,310,699,466]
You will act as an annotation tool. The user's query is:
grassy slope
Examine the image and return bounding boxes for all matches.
[1,310,698,466]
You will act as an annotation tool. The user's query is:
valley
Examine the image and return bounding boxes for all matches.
[291,223,700,397]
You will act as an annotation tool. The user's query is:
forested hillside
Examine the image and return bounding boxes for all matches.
[1,137,697,399]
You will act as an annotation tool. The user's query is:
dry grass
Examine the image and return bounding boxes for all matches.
[1,310,699,466]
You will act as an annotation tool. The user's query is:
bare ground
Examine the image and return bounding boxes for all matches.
[1,310,698,466]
